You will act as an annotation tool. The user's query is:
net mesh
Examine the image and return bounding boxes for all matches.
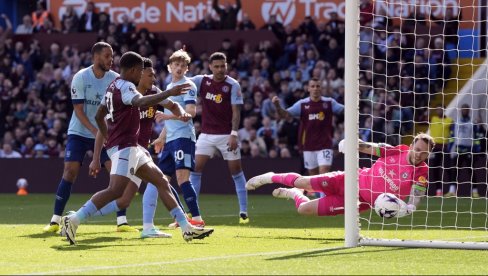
[357,0,488,244]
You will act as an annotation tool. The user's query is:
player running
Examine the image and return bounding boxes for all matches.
[87,57,193,239]
[246,133,434,217]
[61,52,213,245]
[43,42,137,233]
[147,49,205,230]
[189,52,249,224]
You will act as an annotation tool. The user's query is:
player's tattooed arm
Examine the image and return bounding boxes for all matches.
[272,96,290,119]
[231,104,241,131]
[358,139,393,156]
[132,84,191,108]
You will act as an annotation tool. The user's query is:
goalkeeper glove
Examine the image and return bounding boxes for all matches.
[396,200,416,218]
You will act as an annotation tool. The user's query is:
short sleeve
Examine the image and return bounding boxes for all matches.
[189,75,203,95]
[331,98,345,113]
[286,99,303,118]
[121,82,139,105]
[230,81,243,105]
[70,73,85,104]
[184,81,197,104]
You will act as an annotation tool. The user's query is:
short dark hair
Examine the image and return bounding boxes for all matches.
[308,78,321,85]
[142,57,153,69]
[119,51,143,70]
[209,52,227,63]
[91,42,112,55]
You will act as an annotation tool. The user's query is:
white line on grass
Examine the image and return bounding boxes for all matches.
[28,247,341,275]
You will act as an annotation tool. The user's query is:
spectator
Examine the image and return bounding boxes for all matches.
[61,5,79,33]
[429,105,453,196]
[297,16,318,37]
[261,15,285,42]
[445,104,484,198]
[248,129,267,157]
[237,13,255,31]
[16,15,34,34]
[360,0,374,25]
[97,11,111,34]
[238,117,254,142]
[212,0,241,30]
[33,143,48,158]
[0,143,22,158]
[116,14,136,37]
[79,1,99,32]
[256,116,277,151]
[20,136,35,157]
[31,0,54,32]
[192,13,218,31]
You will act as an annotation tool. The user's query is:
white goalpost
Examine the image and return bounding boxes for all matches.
[344,0,488,249]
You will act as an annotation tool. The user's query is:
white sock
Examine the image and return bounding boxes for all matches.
[51,215,61,224]
[472,188,479,194]
[143,223,154,231]
[449,185,456,193]
[117,216,128,226]
[192,216,203,222]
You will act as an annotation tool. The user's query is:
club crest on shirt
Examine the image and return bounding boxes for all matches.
[402,172,408,179]
[206,81,212,86]
[222,86,229,93]
[304,105,310,109]
[323,103,329,109]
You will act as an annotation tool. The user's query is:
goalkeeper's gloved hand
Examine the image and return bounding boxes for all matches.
[396,200,416,218]
[338,139,345,154]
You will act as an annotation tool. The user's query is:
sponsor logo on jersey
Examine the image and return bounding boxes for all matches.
[205,92,223,103]
[308,111,325,121]
[140,107,155,119]
[379,167,399,192]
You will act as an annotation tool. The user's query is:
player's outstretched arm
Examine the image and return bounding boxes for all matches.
[132,83,191,108]
[358,139,393,156]
[396,184,426,218]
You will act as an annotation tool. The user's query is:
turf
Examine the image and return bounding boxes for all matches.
[1,194,488,275]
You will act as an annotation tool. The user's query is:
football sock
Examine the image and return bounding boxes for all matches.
[294,194,310,209]
[93,200,120,217]
[190,172,202,196]
[232,171,248,213]
[170,184,185,210]
[271,173,300,187]
[116,208,126,218]
[142,183,158,227]
[53,178,73,217]
[181,181,200,218]
[170,207,189,229]
[73,199,98,224]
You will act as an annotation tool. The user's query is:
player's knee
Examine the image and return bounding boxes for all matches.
[62,166,79,182]
[297,204,316,216]
[106,186,124,199]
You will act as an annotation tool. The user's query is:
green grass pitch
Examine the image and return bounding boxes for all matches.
[2,193,488,275]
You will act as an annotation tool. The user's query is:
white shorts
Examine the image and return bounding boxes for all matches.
[195,133,241,161]
[107,145,152,187]
[303,149,333,169]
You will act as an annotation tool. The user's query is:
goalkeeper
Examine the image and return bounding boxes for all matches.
[246,133,434,218]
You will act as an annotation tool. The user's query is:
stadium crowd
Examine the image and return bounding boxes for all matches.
[0,0,461,159]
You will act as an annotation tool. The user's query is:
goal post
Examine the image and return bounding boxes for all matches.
[344,0,360,248]
[344,0,488,249]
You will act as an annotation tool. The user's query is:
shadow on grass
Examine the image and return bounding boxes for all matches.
[266,247,410,261]
[235,235,343,243]
[20,229,116,239]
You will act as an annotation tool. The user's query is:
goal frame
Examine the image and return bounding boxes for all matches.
[343,0,488,250]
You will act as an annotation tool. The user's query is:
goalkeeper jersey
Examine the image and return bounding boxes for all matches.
[359,145,428,204]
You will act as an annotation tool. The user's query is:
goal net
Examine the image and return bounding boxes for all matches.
[345,0,488,249]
